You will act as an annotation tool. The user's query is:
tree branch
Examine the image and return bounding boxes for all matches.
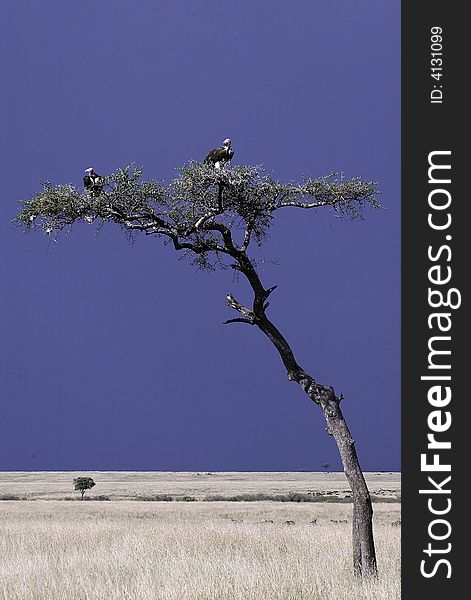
[217,181,224,212]
[223,317,254,325]
[193,210,220,231]
[202,221,239,254]
[273,200,328,210]
[225,293,255,323]
[241,224,252,252]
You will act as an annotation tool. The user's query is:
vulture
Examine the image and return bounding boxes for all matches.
[204,138,234,169]
[83,167,104,196]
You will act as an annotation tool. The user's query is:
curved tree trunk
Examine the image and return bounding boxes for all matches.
[273,325,377,577]
[322,401,377,576]
[226,252,378,577]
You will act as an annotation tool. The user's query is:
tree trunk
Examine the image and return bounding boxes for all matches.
[227,252,378,577]
[288,359,378,577]
[322,401,377,576]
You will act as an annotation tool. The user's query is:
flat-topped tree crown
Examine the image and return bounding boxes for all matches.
[16,162,380,271]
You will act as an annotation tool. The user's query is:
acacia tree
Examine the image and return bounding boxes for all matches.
[73,476,96,500]
[17,162,381,576]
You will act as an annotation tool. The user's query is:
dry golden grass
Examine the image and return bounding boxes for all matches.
[0,473,400,600]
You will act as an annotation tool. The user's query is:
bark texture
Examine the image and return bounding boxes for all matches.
[225,249,378,577]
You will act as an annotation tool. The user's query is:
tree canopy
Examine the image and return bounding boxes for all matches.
[73,476,96,500]
[16,163,380,271]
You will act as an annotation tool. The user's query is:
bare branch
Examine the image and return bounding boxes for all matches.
[193,210,220,231]
[263,285,278,299]
[223,318,254,325]
[225,293,255,323]
[203,221,238,252]
[274,200,327,210]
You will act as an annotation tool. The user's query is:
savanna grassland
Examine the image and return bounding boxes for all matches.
[0,472,400,600]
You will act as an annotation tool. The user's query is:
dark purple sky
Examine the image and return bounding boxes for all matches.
[1,0,400,472]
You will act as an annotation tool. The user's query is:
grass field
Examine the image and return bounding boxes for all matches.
[0,472,400,600]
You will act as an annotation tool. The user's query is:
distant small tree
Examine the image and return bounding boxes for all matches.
[73,476,96,500]
[17,162,381,576]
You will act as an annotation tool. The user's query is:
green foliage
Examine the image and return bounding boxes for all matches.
[16,164,164,238]
[17,181,83,236]
[15,162,381,270]
[73,476,96,499]
[171,162,275,243]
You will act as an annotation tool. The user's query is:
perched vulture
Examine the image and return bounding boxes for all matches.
[204,138,234,169]
[83,167,104,196]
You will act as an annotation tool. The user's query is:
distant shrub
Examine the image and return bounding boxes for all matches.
[134,494,198,502]
[204,492,324,503]
[0,494,24,501]
[135,494,174,502]
[203,492,360,503]
[391,520,402,527]
[283,492,317,503]
[320,496,352,503]
[370,495,401,503]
